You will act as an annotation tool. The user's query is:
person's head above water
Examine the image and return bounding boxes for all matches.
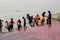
[22,17,24,19]
[43,12,46,14]
[27,14,29,16]
[48,11,51,13]
[37,14,39,17]
[11,18,13,20]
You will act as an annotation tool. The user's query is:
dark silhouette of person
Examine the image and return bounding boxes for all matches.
[42,12,46,17]
[48,11,52,28]
[30,15,35,27]
[41,12,46,26]
[0,19,3,32]
[22,17,27,31]
[26,14,33,27]
[8,18,14,32]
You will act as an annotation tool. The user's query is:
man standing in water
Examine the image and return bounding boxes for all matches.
[8,18,14,32]
[22,17,27,31]
[48,11,52,27]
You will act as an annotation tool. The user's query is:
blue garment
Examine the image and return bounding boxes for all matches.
[27,16,32,24]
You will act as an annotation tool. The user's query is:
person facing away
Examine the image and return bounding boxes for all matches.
[8,18,14,32]
[22,17,27,31]
[26,14,33,27]
[40,16,44,26]
[48,11,52,27]
[17,19,22,31]
[40,12,46,26]
[42,12,46,17]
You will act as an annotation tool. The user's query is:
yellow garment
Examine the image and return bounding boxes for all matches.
[40,16,44,25]
[40,16,44,21]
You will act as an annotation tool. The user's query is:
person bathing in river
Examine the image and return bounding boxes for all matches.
[22,17,27,31]
[8,18,14,32]
[17,19,22,31]
[35,14,40,26]
[26,14,33,27]
[5,21,9,29]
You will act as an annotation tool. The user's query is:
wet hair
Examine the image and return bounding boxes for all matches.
[17,19,21,23]
[37,14,39,16]
[11,18,13,20]
[22,17,24,19]
[27,14,29,16]
[42,12,46,16]
[43,12,46,14]
[48,11,50,13]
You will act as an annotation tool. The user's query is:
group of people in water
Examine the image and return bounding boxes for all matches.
[0,11,52,32]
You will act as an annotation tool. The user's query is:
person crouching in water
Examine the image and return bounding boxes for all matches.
[0,19,3,32]
[8,18,14,32]
[17,19,22,31]
[22,17,27,31]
